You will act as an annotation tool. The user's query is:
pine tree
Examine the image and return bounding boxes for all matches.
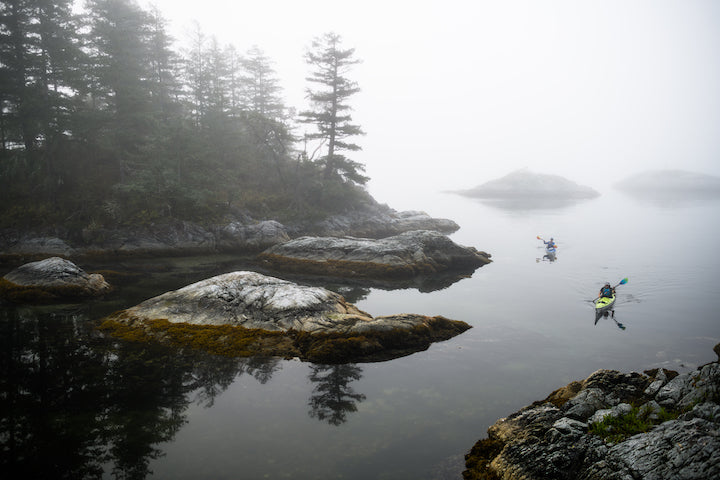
[300,32,366,185]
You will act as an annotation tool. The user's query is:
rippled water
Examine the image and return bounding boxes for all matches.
[1,190,718,479]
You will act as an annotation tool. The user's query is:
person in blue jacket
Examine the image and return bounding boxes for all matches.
[543,237,556,250]
[599,283,614,298]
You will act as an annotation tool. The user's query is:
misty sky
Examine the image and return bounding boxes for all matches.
[139,0,720,205]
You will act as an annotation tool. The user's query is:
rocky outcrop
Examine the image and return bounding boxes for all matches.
[215,220,290,251]
[101,271,471,363]
[463,350,720,480]
[0,257,111,302]
[258,230,491,280]
[293,207,460,238]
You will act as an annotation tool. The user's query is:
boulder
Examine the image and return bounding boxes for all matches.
[258,230,491,279]
[215,220,290,251]
[0,257,111,302]
[463,347,720,480]
[101,271,471,363]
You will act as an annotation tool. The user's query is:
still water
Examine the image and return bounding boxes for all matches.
[1,190,718,479]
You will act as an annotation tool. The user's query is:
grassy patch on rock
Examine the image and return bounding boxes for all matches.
[588,404,679,444]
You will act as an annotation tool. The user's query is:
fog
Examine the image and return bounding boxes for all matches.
[140,0,720,209]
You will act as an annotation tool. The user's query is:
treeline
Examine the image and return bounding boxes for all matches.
[0,0,369,233]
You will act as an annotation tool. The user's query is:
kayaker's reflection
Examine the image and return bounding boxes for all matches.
[594,309,626,330]
[536,250,557,263]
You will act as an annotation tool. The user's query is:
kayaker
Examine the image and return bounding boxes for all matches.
[543,238,556,249]
[599,283,614,298]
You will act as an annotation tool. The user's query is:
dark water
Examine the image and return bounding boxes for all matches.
[1,190,719,479]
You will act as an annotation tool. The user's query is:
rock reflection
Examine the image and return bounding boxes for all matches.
[308,364,366,426]
[478,197,594,212]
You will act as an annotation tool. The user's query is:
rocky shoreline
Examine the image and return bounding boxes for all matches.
[463,344,720,480]
[0,204,459,263]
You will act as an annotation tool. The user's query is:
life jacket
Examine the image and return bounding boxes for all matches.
[601,286,613,298]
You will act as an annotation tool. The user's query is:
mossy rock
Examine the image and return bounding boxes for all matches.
[99,313,471,363]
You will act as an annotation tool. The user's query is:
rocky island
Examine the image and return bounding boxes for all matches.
[100,270,471,363]
[456,169,600,201]
[463,344,720,480]
[614,169,720,202]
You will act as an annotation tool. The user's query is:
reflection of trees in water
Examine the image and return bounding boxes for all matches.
[325,285,371,303]
[0,307,109,479]
[308,364,366,426]
[0,307,282,479]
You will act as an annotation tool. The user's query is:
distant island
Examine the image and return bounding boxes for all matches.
[454,169,600,200]
[614,170,720,194]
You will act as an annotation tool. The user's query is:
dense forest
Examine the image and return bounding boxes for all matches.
[0,0,370,235]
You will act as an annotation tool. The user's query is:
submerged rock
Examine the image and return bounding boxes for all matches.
[258,230,491,279]
[101,271,471,363]
[0,256,111,302]
[463,349,720,480]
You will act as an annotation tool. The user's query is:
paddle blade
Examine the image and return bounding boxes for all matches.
[619,278,628,285]
[537,236,542,240]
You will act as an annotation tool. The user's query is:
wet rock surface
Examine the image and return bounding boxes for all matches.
[102,271,471,363]
[463,349,720,480]
[258,230,491,279]
[0,256,111,302]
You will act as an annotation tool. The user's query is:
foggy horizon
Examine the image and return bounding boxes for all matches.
[135,0,720,207]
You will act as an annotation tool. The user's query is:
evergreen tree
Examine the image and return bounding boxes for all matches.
[240,45,294,184]
[300,32,366,185]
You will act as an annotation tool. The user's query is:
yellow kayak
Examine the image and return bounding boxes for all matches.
[595,295,616,311]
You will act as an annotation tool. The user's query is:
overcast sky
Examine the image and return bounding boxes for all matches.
[138,0,720,205]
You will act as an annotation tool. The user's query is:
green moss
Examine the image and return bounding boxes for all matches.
[462,437,504,480]
[98,315,297,358]
[0,277,95,303]
[588,404,680,443]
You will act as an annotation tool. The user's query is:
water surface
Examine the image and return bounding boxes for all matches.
[1,190,718,479]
